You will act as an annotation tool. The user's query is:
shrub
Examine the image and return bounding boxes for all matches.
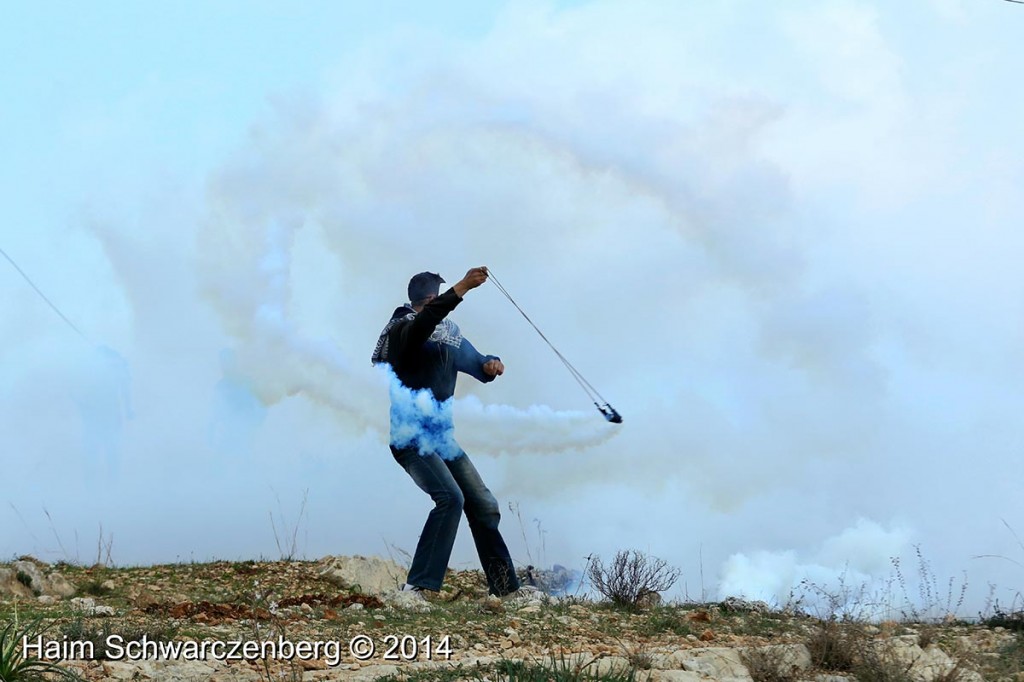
[14,571,33,590]
[587,550,680,609]
[806,620,858,671]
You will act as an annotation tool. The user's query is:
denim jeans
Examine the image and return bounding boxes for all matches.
[391,444,520,596]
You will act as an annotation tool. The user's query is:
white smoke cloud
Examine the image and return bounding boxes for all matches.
[2,1,1022,614]
[197,185,618,455]
[719,519,917,618]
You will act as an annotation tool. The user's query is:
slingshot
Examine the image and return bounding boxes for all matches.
[487,268,622,424]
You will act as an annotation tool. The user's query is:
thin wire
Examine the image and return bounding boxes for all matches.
[486,268,610,406]
[487,271,598,399]
[1,245,88,341]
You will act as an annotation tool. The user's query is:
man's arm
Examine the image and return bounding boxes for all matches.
[395,267,491,357]
[399,288,461,352]
[455,337,503,383]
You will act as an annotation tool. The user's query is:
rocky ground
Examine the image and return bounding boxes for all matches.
[1,556,1022,681]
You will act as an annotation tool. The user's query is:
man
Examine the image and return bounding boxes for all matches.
[371,266,521,597]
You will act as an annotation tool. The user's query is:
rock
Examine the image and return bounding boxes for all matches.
[563,652,595,670]
[743,643,812,674]
[70,596,113,616]
[680,647,754,682]
[317,555,405,596]
[637,590,663,608]
[130,589,163,609]
[71,597,96,612]
[384,589,432,612]
[45,572,76,597]
[648,653,676,669]
[719,596,771,614]
[593,655,631,675]
[504,588,545,607]
[649,672,705,682]
[870,638,983,682]
[147,660,220,681]
[0,561,77,598]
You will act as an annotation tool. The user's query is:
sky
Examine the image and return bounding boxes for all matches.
[2,0,1023,617]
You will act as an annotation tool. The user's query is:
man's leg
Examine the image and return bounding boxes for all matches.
[445,449,521,596]
[391,445,465,591]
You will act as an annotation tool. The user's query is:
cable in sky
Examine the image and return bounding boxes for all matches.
[0,245,88,342]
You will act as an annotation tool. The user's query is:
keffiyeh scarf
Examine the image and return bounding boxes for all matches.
[371,306,463,365]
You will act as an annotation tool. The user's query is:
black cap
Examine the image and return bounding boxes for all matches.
[408,272,445,303]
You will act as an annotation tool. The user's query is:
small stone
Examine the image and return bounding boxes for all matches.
[637,590,662,608]
[699,629,715,641]
[71,597,95,609]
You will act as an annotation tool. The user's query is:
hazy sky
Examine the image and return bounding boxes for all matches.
[2,0,1022,616]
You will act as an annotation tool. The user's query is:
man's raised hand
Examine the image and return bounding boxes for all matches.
[453,266,489,298]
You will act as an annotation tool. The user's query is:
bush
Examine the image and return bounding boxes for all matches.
[806,621,858,672]
[587,550,680,609]
[14,571,33,589]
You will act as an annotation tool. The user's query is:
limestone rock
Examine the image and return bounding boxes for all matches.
[741,643,812,676]
[871,638,983,682]
[719,596,772,614]
[680,647,754,682]
[0,560,77,598]
[637,590,663,608]
[317,555,405,596]
[384,588,433,612]
[649,672,706,682]
[70,596,114,616]
[593,655,631,675]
